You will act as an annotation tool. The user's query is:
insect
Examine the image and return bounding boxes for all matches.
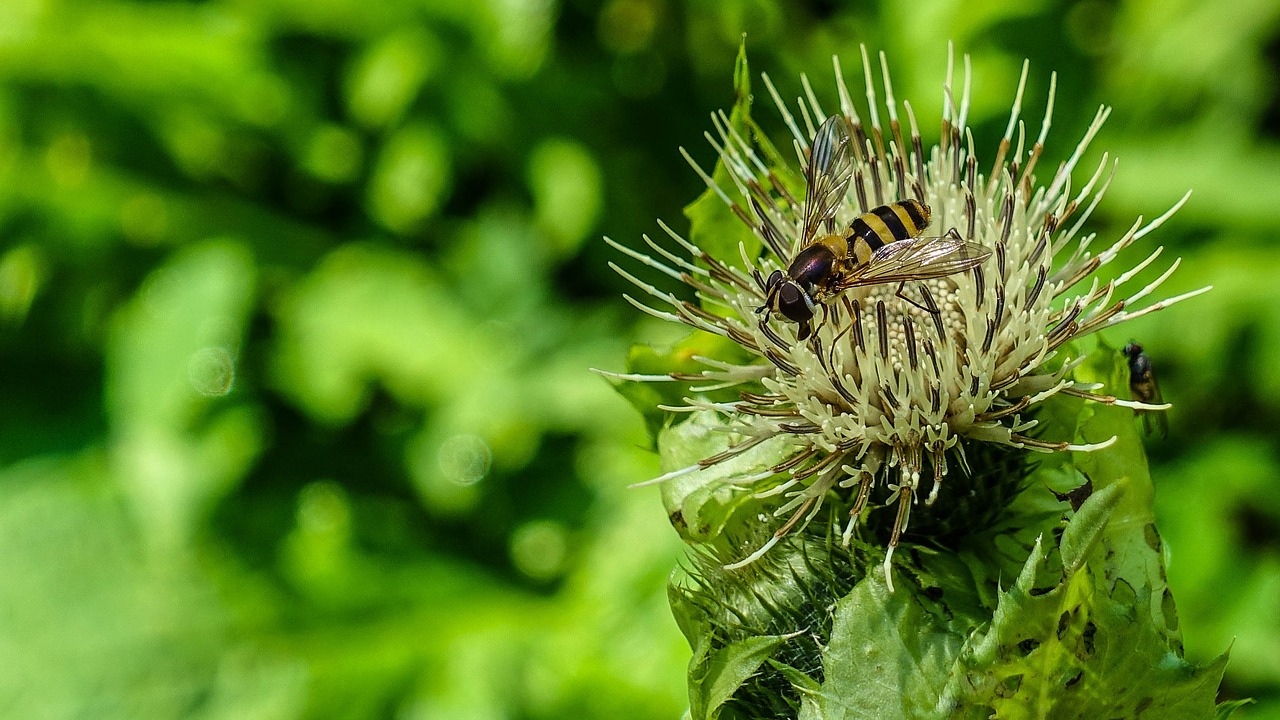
[1122,342,1168,438]
[757,114,992,341]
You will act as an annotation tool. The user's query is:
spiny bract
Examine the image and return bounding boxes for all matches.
[599,46,1206,590]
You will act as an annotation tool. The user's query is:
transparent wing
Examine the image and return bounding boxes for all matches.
[833,234,992,290]
[1143,370,1169,438]
[1147,369,1164,405]
[799,115,854,246]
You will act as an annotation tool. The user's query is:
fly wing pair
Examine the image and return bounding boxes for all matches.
[799,113,856,245]
[830,231,991,293]
[800,114,991,295]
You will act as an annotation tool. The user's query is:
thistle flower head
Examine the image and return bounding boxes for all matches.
[601,46,1207,589]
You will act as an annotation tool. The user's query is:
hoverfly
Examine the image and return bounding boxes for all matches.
[1122,342,1168,438]
[757,114,992,341]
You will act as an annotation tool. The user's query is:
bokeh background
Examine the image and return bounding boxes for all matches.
[0,0,1277,717]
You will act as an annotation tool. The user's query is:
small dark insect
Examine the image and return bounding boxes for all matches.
[1051,476,1094,512]
[1122,342,1168,438]
[756,114,992,341]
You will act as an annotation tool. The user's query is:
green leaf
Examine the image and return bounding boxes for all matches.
[771,659,821,695]
[344,27,440,129]
[775,661,823,720]
[1058,480,1122,576]
[955,560,1229,719]
[670,348,1236,718]
[106,240,261,549]
[690,633,797,720]
[1215,698,1254,719]
[656,411,794,546]
[939,349,1231,719]
[731,38,751,117]
[366,122,451,233]
[669,580,714,664]
[528,137,603,256]
[814,575,969,720]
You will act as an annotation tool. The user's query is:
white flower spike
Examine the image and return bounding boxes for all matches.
[604,45,1208,591]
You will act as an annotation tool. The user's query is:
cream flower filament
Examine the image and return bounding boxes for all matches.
[598,45,1208,590]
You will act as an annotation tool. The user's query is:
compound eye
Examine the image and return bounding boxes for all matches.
[778,283,813,323]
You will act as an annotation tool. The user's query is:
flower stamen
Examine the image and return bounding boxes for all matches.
[608,45,1207,589]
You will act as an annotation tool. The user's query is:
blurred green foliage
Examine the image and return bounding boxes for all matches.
[0,0,1277,717]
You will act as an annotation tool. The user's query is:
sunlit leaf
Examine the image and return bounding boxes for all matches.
[691,633,797,720]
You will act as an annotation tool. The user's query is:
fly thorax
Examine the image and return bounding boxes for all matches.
[787,244,837,291]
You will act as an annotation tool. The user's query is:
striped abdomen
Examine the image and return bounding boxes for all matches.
[845,200,932,264]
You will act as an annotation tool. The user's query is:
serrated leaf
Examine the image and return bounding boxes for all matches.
[959,563,1228,719]
[939,351,1231,718]
[814,575,969,720]
[811,351,1229,716]
[690,633,796,720]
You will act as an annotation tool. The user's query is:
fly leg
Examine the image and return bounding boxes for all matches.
[826,296,857,369]
[894,281,942,314]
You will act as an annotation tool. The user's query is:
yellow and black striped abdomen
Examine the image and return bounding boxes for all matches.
[847,200,931,264]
